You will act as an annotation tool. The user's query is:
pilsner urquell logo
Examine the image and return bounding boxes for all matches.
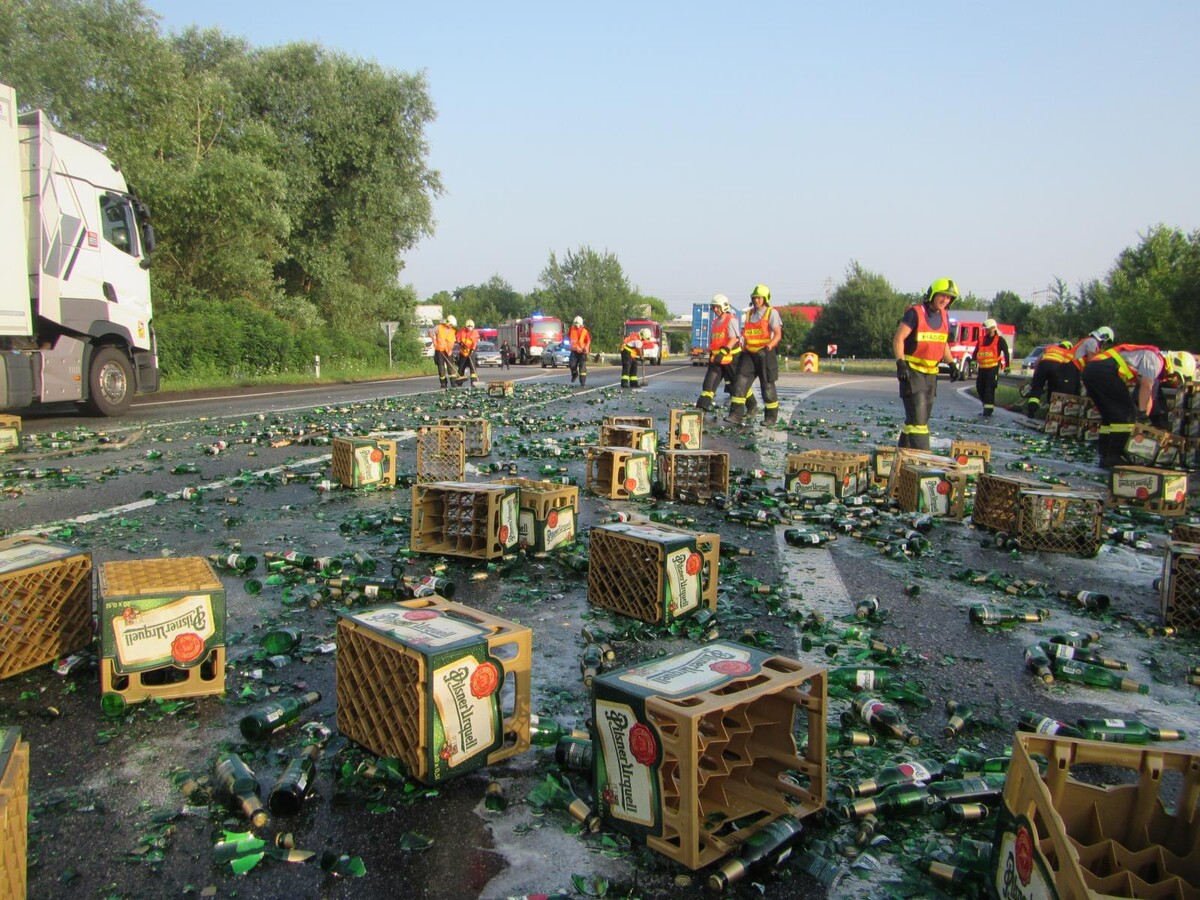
[437,662,496,762]
[601,709,658,812]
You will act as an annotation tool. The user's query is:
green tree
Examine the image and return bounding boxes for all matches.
[805,262,907,358]
[446,276,529,327]
[776,307,814,357]
[538,246,639,351]
[1101,225,1200,349]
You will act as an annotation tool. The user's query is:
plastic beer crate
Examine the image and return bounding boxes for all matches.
[973,473,1062,535]
[336,597,531,786]
[97,557,226,705]
[668,409,704,450]
[0,414,19,452]
[0,727,28,900]
[331,435,397,488]
[592,643,826,870]
[1124,423,1187,468]
[1049,392,1086,418]
[411,482,520,560]
[656,449,729,501]
[438,417,492,458]
[785,450,869,499]
[491,477,579,552]
[1044,413,1064,437]
[586,446,654,500]
[0,536,93,681]
[587,522,718,624]
[991,733,1200,899]
[950,439,991,477]
[1170,523,1200,544]
[416,425,466,483]
[870,445,897,486]
[1159,541,1200,631]
[599,423,658,456]
[486,381,514,398]
[1109,466,1189,517]
[885,448,954,500]
[604,415,654,430]
[894,465,967,520]
[1014,489,1104,557]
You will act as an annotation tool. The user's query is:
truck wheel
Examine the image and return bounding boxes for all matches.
[86,346,134,416]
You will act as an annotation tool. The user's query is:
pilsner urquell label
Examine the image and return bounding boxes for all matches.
[623,455,653,497]
[992,809,1059,899]
[350,606,486,648]
[499,491,519,549]
[430,650,502,774]
[0,540,74,575]
[663,543,703,620]
[617,643,758,696]
[595,699,658,827]
[787,469,841,497]
[915,470,951,516]
[109,594,216,672]
[351,445,385,486]
[519,505,575,552]
[675,413,702,449]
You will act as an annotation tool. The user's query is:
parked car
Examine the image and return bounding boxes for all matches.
[541,341,572,368]
[1021,344,1051,374]
[475,341,503,367]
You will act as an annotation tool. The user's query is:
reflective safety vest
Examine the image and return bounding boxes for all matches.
[709,312,740,363]
[621,333,642,358]
[743,306,775,353]
[1042,344,1074,364]
[975,333,1002,369]
[457,327,479,355]
[1070,335,1100,370]
[569,325,591,353]
[432,323,456,353]
[1092,344,1163,384]
[904,303,948,374]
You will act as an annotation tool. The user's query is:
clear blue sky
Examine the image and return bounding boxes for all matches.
[149,1,1200,315]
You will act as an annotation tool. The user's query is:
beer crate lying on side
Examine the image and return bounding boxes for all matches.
[949,439,991,477]
[438,417,492,458]
[1109,466,1189,517]
[485,381,514,398]
[1160,541,1200,631]
[0,536,93,681]
[588,522,718,623]
[410,482,519,560]
[1171,523,1200,544]
[1124,423,1187,468]
[870,445,897,486]
[586,446,654,500]
[416,425,466,483]
[973,473,1061,535]
[1044,413,1063,437]
[599,423,658,455]
[331,435,398,488]
[885,448,954,500]
[991,733,1200,900]
[656,449,729,501]
[490,477,579,552]
[592,644,825,870]
[1014,489,1104,557]
[668,409,704,450]
[336,598,531,785]
[604,414,654,431]
[894,465,967,520]
[98,557,226,705]
[0,727,29,900]
[0,414,20,453]
[785,450,869,499]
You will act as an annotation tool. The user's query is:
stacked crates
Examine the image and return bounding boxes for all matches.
[1014,489,1104,557]
[894,466,968,519]
[1043,392,1096,440]
[97,557,226,705]
[668,409,704,450]
[885,449,955,501]
[586,446,654,500]
[592,644,825,870]
[416,425,467,483]
[0,414,19,452]
[1161,381,1200,470]
[1159,541,1200,630]
[992,733,1200,899]
[486,381,514,398]
[784,450,869,499]
[1123,423,1187,468]
[491,477,579,552]
[331,435,397,488]
[0,727,28,900]
[1109,466,1189,517]
[0,536,93,680]
[656,449,729,501]
[438,417,493,458]
[335,598,531,785]
[587,522,719,624]
[949,439,991,477]
[410,482,520,560]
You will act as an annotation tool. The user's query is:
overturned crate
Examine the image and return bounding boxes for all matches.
[0,414,19,453]
[491,477,579,552]
[438,417,493,458]
[668,409,704,450]
[886,448,955,500]
[588,522,718,624]
[870,445,897,486]
[949,439,991,477]
[656,449,729,501]
[785,450,870,500]
[604,415,654,431]
[1110,466,1189,518]
[991,733,1200,900]
[1014,489,1104,557]
[411,482,520,560]
[1160,541,1200,631]
[97,557,226,706]
[592,644,825,870]
[0,727,29,900]
[1124,423,1187,469]
[600,423,658,456]
[416,425,467,483]
[586,446,654,500]
[336,598,531,786]
[486,381,514,398]
[331,435,398,488]
[894,465,968,520]
[1170,523,1200,544]
[1048,392,1088,418]
[0,536,93,681]
[973,472,1064,536]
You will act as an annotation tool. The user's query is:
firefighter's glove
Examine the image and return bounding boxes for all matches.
[895,360,910,382]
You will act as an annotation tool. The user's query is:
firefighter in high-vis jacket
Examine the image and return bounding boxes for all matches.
[893,278,959,449]
[568,316,592,386]
[621,328,655,389]
[973,318,1010,417]
[695,294,741,411]
[1025,326,1113,417]
[455,318,480,387]
[725,284,782,425]
[1082,343,1178,469]
[430,314,458,389]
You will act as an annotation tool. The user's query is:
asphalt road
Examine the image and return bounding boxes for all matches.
[1,361,1194,900]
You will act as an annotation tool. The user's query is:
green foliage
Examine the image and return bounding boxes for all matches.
[538,246,641,351]
[1102,225,1200,350]
[805,262,908,358]
[443,276,529,326]
[776,307,814,357]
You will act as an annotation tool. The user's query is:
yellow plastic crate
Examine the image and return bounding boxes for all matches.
[0,728,29,900]
[486,381,514,398]
[1110,466,1189,517]
[949,439,991,477]
[586,446,654,500]
[410,482,520,560]
[894,465,967,519]
[599,424,658,455]
[0,414,19,453]
[785,450,869,499]
[656,449,729,501]
[331,435,397,488]
[491,477,579,552]
[438,417,492,458]
[1124,423,1187,468]
[1015,489,1104,557]
[587,522,718,623]
[1160,541,1200,631]
[668,409,704,450]
[416,426,466,483]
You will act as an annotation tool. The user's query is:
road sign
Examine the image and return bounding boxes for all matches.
[827,344,838,357]
[381,321,400,367]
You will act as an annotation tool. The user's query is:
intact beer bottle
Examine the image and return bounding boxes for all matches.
[580,643,603,688]
[210,553,258,573]
[214,752,268,828]
[1023,643,1055,683]
[844,782,938,819]
[853,696,920,745]
[239,691,322,741]
[1017,710,1084,738]
[555,736,594,773]
[268,743,322,815]
[1040,640,1128,671]
[707,816,804,891]
[969,604,1049,625]
[928,773,1006,806]
[260,626,302,654]
[1051,659,1149,694]
[1076,718,1187,743]
[528,714,568,746]
[943,700,976,738]
[1058,590,1111,612]
[829,667,893,692]
[847,759,946,798]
